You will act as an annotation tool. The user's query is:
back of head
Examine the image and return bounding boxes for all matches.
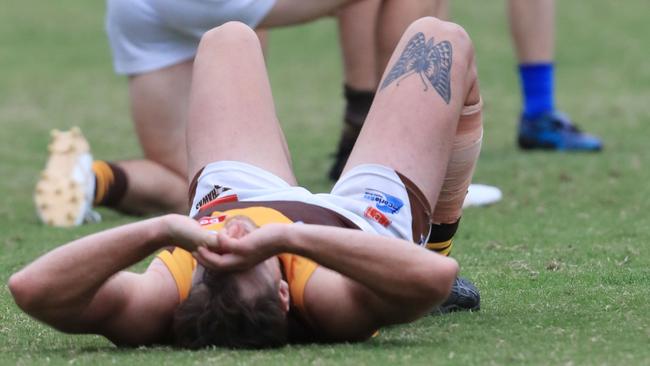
[173,270,288,349]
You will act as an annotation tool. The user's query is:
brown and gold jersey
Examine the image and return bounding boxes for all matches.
[157,202,361,341]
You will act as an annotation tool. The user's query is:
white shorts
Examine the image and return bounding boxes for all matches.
[189,161,432,244]
[106,0,276,75]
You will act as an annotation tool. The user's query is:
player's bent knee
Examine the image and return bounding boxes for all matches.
[7,272,35,312]
[200,21,259,50]
[406,17,474,62]
[407,16,445,30]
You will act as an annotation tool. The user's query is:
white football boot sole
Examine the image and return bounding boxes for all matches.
[34,127,100,227]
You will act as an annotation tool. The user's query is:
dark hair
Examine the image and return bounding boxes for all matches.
[172,269,288,349]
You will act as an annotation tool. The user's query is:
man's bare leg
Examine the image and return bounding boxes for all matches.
[186,22,296,185]
[343,16,481,312]
[110,61,194,215]
[328,0,381,180]
[330,0,442,180]
[376,1,437,77]
[344,16,479,205]
[418,1,501,211]
[508,0,554,63]
[338,0,381,91]
[432,0,449,21]
[111,160,187,215]
[111,26,275,216]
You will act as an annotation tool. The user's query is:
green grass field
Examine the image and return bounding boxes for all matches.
[2,1,649,365]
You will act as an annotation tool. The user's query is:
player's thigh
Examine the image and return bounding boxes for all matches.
[186,22,296,185]
[129,60,193,178]
[259,0,358,28]
[341,17,476,204]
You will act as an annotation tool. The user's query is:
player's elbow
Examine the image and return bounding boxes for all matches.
[393,257,459,321]
[8,270,42,312]
[423,256,459,307]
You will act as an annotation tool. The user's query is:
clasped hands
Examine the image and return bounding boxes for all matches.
[163,214,286,272]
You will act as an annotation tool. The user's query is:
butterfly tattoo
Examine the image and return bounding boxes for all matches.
[380,32,453,104]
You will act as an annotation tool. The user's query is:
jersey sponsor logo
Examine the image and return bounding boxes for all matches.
[195,185,232,210]
[364,206,391,227]
[199,194,238,212]
[363,188,404,214]
[198,214,227,226]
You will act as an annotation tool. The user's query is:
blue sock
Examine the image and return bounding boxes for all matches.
[518,63,555,119]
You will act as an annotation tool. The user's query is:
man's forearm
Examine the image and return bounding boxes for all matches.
[281,224,458,304]
[8,216,171,311]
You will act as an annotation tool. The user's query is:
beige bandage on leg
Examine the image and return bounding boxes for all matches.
[431,98,483,225]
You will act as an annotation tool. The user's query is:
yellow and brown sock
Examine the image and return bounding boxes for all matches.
[426,220,460,257]
[91,160,128,207]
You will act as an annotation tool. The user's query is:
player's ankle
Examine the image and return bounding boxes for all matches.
[425,220,459,256]
[92,160,128,207]
[343,84,375,128]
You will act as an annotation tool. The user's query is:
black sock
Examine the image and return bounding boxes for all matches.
[426,220,460,257]
[344,84,375,128]
[329,85,376,180]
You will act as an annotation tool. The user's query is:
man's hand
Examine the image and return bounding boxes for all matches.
[162,214,218,253]
[194,223,287,272]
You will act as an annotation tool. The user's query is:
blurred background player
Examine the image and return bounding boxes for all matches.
[506,0,602,151]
